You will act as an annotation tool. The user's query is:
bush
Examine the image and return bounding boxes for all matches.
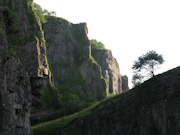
[91,39,105,50]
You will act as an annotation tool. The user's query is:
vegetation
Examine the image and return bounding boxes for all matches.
[91,39,106,50]
[2,0,22,47]
[90,55,98,65]
[73,25,88,64]
[33,3,56,23]
[44,81,61,109]
[32,90,130,135]
[59,85,82,118]
[132,50,164,86]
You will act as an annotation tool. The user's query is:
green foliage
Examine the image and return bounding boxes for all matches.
[132,50,164,87]
[59,85,82,117]
[44,81,60,109]
[2,0,22,46]
[90,39,105,50]
[90,56,98,65]
[57,73,88,106]
[33,3,57,23]
[26,0,36,26]
[33,3,47,23]
[32,90,130,135]
[31,110,64,126]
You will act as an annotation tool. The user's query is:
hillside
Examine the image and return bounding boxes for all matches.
[33,66,180,135]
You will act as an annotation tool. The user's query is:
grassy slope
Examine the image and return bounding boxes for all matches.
[32,67,180,135]
[32,90,130,135]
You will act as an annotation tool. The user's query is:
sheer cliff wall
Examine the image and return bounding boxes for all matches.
[43,17,108,100]
[92,49,123,94]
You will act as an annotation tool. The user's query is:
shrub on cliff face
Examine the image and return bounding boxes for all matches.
[59,85,82,117]
[33,3,56,23]
[33,3,47,23]
[44,81,61,109]
[90,39,105,50]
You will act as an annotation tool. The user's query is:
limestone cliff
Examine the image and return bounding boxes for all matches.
[0,0,53,134]
[43,17,107,100]
[60,66,180,135]
[0,0,53,114]
[122,75,129,91]
[0,2,32,134]
[92,49,122,94]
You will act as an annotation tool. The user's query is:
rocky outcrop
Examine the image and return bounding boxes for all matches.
[60,66,180,135]
[0,3,32,134]
[43,17,107,100]
[92,49,122,94]
[122,75,129,91]
[1,0,51,113]
[0,0,53,134]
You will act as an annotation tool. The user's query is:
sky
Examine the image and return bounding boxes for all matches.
[34,0,180,88]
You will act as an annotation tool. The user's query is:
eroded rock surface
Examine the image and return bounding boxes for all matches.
[44,18,107,100]
[92,49,122,94]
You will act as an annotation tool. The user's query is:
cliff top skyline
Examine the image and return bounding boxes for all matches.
[34,0,180,88]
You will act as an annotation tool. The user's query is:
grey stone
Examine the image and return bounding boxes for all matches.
[92,49,122,94]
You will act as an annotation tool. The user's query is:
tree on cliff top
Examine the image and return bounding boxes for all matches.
[132,50,164,86]
[90,39,105,50]
[33,3,56,23]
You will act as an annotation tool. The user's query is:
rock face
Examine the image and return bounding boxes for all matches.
[0,0,50,134]
[122,75,129,90]
[92,49,122,94]
[1,0,50,113]
[0,56,32,135]
[0,2,32,134]
[60,66,180,135]
[43,17,107,100]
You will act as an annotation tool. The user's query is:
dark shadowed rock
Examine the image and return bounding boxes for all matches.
[0,0,51,134]
[0,56,32,135]
[0,4,32,133]
[122,75,129,91]
[60,66,180,135]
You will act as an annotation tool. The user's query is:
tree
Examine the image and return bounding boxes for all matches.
[59,85,81,118]
[33,3,47,23]
[132,50,164,86]
[90,39,105,50]
[33,3,57,23]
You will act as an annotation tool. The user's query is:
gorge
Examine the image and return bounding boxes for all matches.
[1,0,180,135]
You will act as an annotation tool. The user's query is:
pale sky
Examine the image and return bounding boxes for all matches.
[34,0,180,88]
